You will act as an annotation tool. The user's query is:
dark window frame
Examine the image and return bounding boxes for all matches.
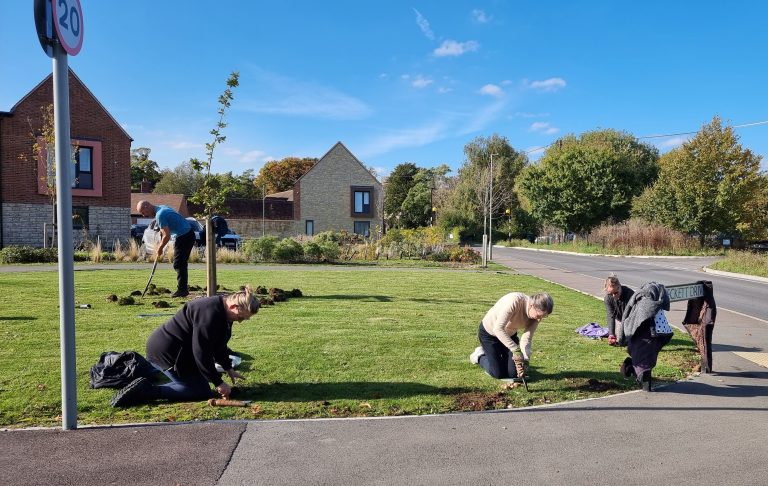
[72,206,89,230]
[72,146,94,190]
[350,186,373,217]
[353,221,370,237]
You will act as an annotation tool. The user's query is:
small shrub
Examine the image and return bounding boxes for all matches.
[314,231,341,245]
[89,239,103,263]
[427,250,451,262]
[449,246,481,264]
[242,236,279,262]
[319,241,340,262]
[303,241,323,262]
[113,240,126,261]
[0,246,57,264]
[273,238,304,263]
[126,239,141,262]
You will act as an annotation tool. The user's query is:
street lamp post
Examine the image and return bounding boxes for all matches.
[488,153,498,261]
[262,184,266,237]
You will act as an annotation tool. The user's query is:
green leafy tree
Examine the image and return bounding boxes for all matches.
[152,161,204,195]
[215,169,260,199]
[253,157,316,195]
[440,134,527,238]
[384,163,419,228]
[632,117,765,244]
[517,129,658,234]
[398,167,450,228]
[130,147,161,192]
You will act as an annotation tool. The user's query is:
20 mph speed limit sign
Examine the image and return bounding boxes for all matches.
[52,0,84,56]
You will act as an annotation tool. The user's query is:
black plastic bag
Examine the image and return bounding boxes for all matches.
[89,351,156,389]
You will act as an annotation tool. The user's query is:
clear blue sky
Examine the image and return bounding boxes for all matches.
[3,1,767,177]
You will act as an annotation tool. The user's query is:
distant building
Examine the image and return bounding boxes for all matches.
[0,70,132,248]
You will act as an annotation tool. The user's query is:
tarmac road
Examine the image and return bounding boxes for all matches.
[1,253,767,485]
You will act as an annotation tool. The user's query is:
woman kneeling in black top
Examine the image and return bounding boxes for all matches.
[111,286,260,407]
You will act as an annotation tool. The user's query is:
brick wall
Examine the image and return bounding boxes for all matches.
[1,70,131,248]
[1,202,128,249]
[295,143,382,234]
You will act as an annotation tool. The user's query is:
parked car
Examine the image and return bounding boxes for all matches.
[748,240,768,252]
[130,223,147,244]
[141,217,241,255]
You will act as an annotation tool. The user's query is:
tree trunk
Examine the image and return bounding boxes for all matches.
[206,217,217,296]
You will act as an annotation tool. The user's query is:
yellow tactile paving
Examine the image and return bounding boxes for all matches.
[733,352,768,368]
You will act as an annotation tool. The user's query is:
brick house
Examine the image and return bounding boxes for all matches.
[293,142,382,237]
[0,69,132,249]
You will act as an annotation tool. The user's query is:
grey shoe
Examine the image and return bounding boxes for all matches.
[111,377,155,407]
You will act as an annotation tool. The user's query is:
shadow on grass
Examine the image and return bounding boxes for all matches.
[0,316,38,321]
[238,381,472,402]
[303,294,393,302]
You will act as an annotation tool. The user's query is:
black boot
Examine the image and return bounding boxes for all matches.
[620,357,635,378]
[640,370,652,392]
[111,377,158,407]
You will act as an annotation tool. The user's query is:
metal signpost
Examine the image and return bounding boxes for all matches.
[34,0,84,430]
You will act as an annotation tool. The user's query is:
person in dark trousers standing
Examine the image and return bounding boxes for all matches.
[111,286,260,407]
[603,274,634,346]
[136,200,195,298]
[469,292,554,379]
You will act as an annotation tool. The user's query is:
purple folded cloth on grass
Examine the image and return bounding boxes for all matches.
[575,322,609,339]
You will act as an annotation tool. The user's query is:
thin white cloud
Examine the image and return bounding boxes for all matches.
[169,141,204,150]
[413,8,435,40]
[529,122,560,135]
[657,136,688,148]
[513,111,550,118]
[479,84,504,98]
[411,75,434,88]
[241,68,372,120]
[471,9,491,23]
[359,121,448,158]
[222,147,268,164]
[458,99,508,135]
[433,40,480,57]
[437,86,453,94]
[528,77,567,92]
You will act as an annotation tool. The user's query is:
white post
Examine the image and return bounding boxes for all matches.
[482,233,488,267]
[488,153,497,261]
[53,43,77,430]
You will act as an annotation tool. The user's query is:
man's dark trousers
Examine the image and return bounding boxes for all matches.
[173,230,196,293]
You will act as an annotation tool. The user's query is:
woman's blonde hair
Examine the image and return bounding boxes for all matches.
[226,284,260,316]
[604,273,621,293]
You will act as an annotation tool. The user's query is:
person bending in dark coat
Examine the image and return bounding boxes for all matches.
[111,286,260,407]
[603,274,634,346]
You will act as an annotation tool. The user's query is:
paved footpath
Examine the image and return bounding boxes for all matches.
[2,257,767,485]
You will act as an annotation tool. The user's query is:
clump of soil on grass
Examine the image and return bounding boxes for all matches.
[106,294,118,302]
[156,287,171,294]
[152,300,170,308]
[269,288,287,302]
[256,286,268,295]
[130,290,142,296]
[455,392,510,411]
[258,297,274,306]
[578,378,622,392]
[189,285,203,292]
[118,296,135,306]
[290,288,303,297]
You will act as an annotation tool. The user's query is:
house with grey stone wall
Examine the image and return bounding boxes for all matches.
[0,70,132,249]
[293,142,382,237]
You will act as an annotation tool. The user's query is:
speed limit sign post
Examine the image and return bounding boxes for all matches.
[34,0,84,431]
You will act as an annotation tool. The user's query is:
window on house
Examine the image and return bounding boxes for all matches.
[72,206,89,230]
[354,221,370,237]
[350,186,373,217]
[306,220,314,236]
[72,146,93,189]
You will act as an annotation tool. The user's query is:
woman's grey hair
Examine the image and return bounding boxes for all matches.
[530,292,554,315]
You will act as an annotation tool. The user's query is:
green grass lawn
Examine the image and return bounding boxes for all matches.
[709,251,768,277]
[0,266,699,427]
